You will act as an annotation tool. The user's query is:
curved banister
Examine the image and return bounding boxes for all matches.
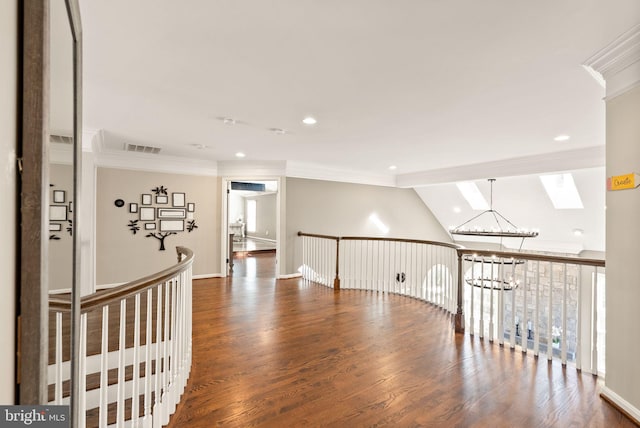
[297,231,340,240]
[49,246,194,313]
[458,248,605,267]
[341,235,464,251]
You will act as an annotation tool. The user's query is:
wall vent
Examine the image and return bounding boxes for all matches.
[50,134,73,144]
[124,143,162,154]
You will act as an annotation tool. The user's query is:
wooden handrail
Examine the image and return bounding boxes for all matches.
[457,248,605,267]
[341,236,464,250]
[49,246,195,313]
[297,231,340,241]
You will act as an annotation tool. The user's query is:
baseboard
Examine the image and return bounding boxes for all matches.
[245,236,276,243]
[193,273,225,279]
[600,384,640,425]
[277,273,302,279]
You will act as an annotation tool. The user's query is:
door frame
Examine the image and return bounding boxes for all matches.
[220,177,282,277]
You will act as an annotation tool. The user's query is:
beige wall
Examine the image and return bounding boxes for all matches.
[0,0,17,403]
[284,177,451,273]
[605,84,640,410]
[96,168,220,285]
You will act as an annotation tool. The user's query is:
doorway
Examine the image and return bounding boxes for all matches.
[223,179,279,278]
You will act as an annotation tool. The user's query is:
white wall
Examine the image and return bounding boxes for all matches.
[0,0,17,404]
[96,168,220,285]
[284,177,451,273]
[605,84,640,413]
[246,192,277,240]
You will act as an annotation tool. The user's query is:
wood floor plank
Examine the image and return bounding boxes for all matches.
[164,276,635,427]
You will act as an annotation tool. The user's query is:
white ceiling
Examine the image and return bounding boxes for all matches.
[78,1,639,252]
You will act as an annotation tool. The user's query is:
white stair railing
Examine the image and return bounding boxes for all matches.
[48,246,194,427]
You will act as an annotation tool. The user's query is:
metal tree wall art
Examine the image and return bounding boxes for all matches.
[125,185,198,251]
[49,184,73,240]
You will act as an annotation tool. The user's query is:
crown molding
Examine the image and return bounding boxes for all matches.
[286,161,395,187]
[217,160,286,177]
[94,148,218,176]
[396,146,605,187]
[583,24,640,99]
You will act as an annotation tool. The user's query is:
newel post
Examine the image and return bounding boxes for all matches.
[454,251,465,333]
[334,238,341,291]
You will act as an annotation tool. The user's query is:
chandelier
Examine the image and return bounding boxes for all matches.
[450,179,538,246]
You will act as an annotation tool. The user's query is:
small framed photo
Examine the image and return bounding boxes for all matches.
[50,205,67,221]
[69,201,73,213]
[187,202,195,212]
[129,203,138,213]
[144,223,156,230]
[141,194,152,205]
[160,220,184,232]
[49,223,62,232]
[172,192,185,207]
[156,195,168,204]
[140,207,155,221]
[158,208,186,219]
[187,212,194,220]
[53,190,65,203]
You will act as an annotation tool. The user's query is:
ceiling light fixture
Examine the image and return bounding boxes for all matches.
[554,135,570,142]
[573,228,584,236]
[270,128,287,135]
[449,179,538,248]
[223,117,236,125]
[302,116,317,125]
[235,152,246,158]
[389,165,397,171]
[453,206,461,213]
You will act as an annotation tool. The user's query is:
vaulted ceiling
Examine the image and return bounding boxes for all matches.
[78,1,639,252]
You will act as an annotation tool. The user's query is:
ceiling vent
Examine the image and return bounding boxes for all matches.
[124,143,162,154]
[50,134,73,144]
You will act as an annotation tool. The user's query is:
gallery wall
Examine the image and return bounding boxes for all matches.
[284,177,451,273]
[49,163,73,291]
[96,168,220,285]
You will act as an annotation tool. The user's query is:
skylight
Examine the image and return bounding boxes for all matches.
[539,173,584,209]
[456,182,489,210]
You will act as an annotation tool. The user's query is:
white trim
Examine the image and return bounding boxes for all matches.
[278,273,302,279]
[94,144,218,177]
[286,161,395,187]
[244,236,276,243]
[193,273,225,279]
[583,24,640,99]
[600,384,640,425]
[218,160,286,177]
[396,146,605,187]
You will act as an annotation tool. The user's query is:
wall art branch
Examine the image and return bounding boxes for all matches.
[146,232,177,251]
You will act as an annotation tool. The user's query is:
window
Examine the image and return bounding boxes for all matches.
[246,200,256,233]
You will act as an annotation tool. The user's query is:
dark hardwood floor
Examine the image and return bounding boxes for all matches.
[167,275,636,427]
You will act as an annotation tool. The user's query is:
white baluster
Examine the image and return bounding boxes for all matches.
[522,261,528,354]
[592,267,599,374]
[470,257,475,335]
[534,260,540,356]
[117,298,127,427]
[489,260,495,342]
[99,305,109,428]
[561,264,568,365]
[548,262,553,361]
[576,265,583,371]
[132,293,141,426]
[479,260,485,339]
[143,288,153,427]
[153,283,163,427]
[55,312,63,404]
[79,313,87,428]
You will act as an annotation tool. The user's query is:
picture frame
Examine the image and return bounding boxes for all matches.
[172,192,185,207]
[69,201,73,213]
[50,205,67,221]
[156,195,168,204]
[187,212,194,220]
[144,223,156,230]
[160,220,184,232]
[140,207,155,221]
[129,203,138,213]
[158,208,186,219]
[49,223,62,232]
[141,194,152,205]
[187,202,195,212]
[53,190,65,203]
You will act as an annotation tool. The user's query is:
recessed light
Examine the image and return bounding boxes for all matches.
[573,228,584,236]
[270,128,287,135]
[302,116,317,125]
[554,135,570,142]
[453,206,461,213]
[388,165,397,170]
[223,117,236,125]
[235,152,245,158]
